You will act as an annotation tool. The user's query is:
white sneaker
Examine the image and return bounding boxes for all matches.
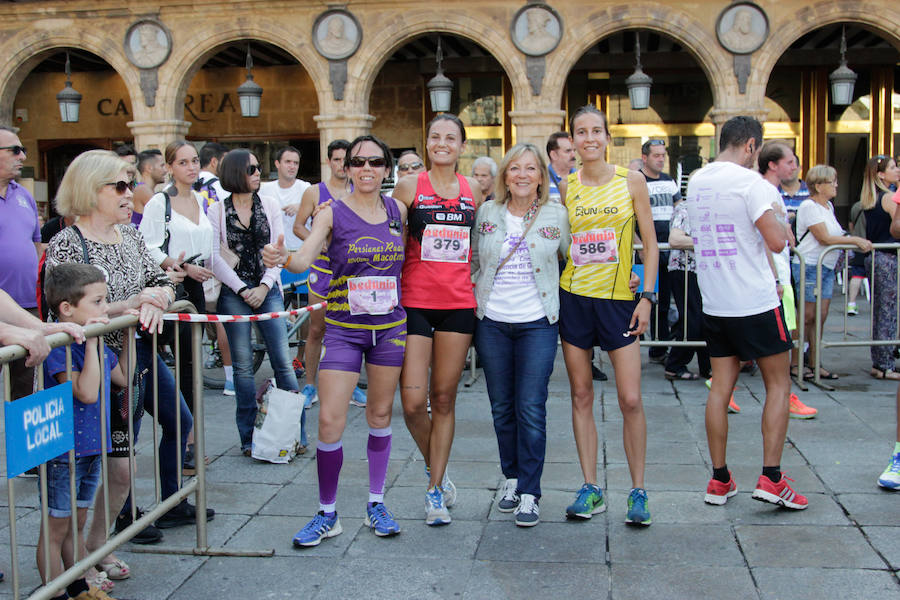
[497,478,519,512]
[425,486,451,526]
[514,493,539,527]
[441,468,457,508]
[878,452,900,489]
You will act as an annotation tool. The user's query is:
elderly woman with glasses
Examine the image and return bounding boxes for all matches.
[208,149,304,455]
[792,165,871,381]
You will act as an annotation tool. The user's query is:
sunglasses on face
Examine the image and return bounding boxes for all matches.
[246,164,261,176]
[104,180,136,194]
[0,145,26,156]
[397,162,424,172]
[348,156,387,168]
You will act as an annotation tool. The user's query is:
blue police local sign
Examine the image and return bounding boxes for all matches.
[5,383,74,478]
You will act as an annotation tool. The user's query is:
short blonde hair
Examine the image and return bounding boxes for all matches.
[496,143,549,206]
[805,164,837,197]
[55,150,131,217]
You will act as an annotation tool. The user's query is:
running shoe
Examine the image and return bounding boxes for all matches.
[441,468,456,508]
[877,452,900,490]
[625,487,652,526]
[497,478,520,512]
[514,493,540,527]
[365,503,401,537]
[292,511,342,547]
[425,486,451,526]
[789,393,817,419]
[706,378,740,413]
[223,379,235,396]
[292,357,305,381]
[350,386,367,407]
[751,474,808,509]
[565,483,605,520]
[704,473,737,505]
[847,302,859,316]
[300,384,318,409]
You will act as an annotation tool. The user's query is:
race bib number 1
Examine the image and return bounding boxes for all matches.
[348,276,399,316]
[570,228,618,266]
[421,224,470,263]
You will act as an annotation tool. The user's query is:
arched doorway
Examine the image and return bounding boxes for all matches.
[181,40,321,182]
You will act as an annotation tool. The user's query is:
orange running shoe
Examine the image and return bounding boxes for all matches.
[704,473,737,505]
[789,393,817,419]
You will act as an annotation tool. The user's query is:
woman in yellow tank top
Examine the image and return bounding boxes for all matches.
[558,106,659,526]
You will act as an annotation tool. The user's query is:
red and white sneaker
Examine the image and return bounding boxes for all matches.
[789,394,817,419]
[704,474,737,505]
[751,474,808,510]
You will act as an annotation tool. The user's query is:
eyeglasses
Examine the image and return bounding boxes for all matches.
[104,180,136,194]
[348,156,387,168]
[397,162,424,172]
[246,164,262,176]
[0,145,26,155]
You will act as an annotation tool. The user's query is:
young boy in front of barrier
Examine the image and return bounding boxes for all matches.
[37,264,129,600]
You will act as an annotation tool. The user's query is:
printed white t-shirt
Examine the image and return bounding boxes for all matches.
[794,198,844,270]
[685,161,779,317]
[260,179,311,251]
[484,210,546,323]
[763,180,791,283]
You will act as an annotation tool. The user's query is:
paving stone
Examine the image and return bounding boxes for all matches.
[736,525,885,568]
[464,561,610,599]
[610,564,757,600]
[324,557,473,599]
[477,521,606,563]
[167,556,333,600]
[838,492,900,526]
[347,518,484,559]
[607,523,744,566]
[862,526,900,570]
[753,567,900,600]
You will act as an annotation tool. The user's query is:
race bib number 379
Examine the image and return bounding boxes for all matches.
[348,276,399,316]
[570,228,618,266]
[421,224,470,263]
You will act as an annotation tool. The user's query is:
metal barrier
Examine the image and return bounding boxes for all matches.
[1,299,322,599]
[812,242,900,389]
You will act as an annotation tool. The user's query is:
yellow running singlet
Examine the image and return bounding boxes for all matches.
[560,166,635,300]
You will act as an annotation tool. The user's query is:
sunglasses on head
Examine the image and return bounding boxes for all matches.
[0,145,26,156]
[397,161,424,172]
[104,180,136,194]
[246,164,262,176]
[348,156,387,168]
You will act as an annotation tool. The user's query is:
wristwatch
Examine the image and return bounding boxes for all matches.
[638,291,657,304]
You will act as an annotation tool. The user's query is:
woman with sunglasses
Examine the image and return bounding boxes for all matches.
[139,141,214,471]
[862,155,900,379]
[207,150,304,455]
[263,135,407,546]
[391,113,482,526]
[46,149,202,585]
[558,105,658,526]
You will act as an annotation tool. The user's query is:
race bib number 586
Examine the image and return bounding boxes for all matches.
[348,276,399,316]
[570,228,618,266]
[421,224,470,263]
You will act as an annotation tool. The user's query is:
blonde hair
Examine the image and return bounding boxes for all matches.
[860,155,895,210]
[496,143,549,206]
[55,150,131,217]
[805,164,836,197]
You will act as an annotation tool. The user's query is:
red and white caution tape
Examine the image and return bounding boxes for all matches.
[161,301,326,323]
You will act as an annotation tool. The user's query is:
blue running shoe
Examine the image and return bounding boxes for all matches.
[425,487,451,526]
[292,511,342,547]
[350,386,367,407]
[565,483,605,519]
[223,379,235,396]
[300,384,318,409]
[878,452,900,490]
[365,503,401,537]
[626,488,652,526]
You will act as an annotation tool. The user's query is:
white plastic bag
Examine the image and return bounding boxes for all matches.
[251,380,303,463]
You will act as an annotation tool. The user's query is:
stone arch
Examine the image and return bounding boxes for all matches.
[0,29,140,124]
[350,11,527,115]
[752,3,900,97]
[161,24,328,124]
[547,5,731,109]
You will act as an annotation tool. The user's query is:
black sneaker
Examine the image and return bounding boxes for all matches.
[183,444,196,476]
[114,508,163,544]
[591,364,608,381]
[155,499,215,529]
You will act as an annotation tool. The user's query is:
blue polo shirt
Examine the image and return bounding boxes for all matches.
[0,180,40,307]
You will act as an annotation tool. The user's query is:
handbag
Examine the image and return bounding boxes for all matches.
[204,200,239,304]
[251,379,304,463]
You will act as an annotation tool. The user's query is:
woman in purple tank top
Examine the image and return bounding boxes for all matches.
[264,135,409,546]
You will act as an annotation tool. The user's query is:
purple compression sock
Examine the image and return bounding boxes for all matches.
[367,427,392,502]
[317,440,343,511]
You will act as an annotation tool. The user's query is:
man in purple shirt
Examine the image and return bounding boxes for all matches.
[0,125,42,399]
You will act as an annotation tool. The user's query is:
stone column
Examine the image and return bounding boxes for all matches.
[508,109,567,157]
[127,119,192,151]
[313,113,375,179]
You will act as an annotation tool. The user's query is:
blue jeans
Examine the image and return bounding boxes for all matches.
[474,315,558,498]
[134,339,193,501]
[44,455,102,518]
[218,285,303,451]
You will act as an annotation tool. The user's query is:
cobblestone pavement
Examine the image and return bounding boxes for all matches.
[2,299,899,599]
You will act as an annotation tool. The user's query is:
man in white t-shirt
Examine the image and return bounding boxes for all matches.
[686,116,806,510]
[259,146,311,251]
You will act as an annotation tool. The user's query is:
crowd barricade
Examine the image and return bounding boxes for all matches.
[811,242,900,389]
[1,299,324,599]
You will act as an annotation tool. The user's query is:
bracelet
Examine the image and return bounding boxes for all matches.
[284,251,293,269]
[775,279,781,285]
[237,286,249,295]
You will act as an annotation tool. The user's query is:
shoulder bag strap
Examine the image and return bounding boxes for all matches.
[496,206,540,273]
[70,224,91,264]
[161,191,172,255]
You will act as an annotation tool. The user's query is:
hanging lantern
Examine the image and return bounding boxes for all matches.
[427,37,453,113]
[237,44,263,117]
[625,31,652,110]
[56,51,82,123]
[829,26,857,106]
